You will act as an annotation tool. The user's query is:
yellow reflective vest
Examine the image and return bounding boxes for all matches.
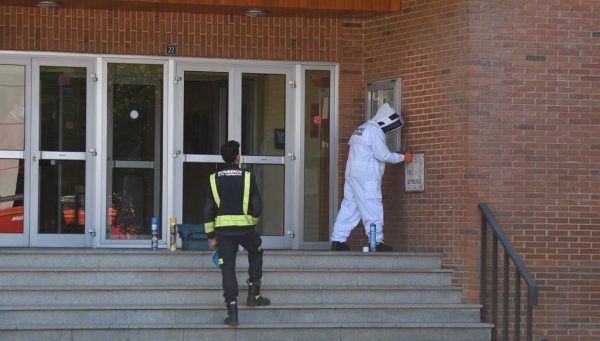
[203,164,262,238]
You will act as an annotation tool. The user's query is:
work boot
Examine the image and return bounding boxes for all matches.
[376,242,393,252]
[224,301,238,326]
[246,280,271,306]
[331,241,350,251]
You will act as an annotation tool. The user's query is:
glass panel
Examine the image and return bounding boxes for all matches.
[108,168,157,240]
[40,66,87,152]
[0,65,25,150]
[184,71,228,155]
[243,163,284,236]
[106,63,163,241]
[108,64,163,161]
[0,159,24,233]
[303,70,331,242]
[38,160,85,234]
[241,73,285,156]
[182,162,219,224]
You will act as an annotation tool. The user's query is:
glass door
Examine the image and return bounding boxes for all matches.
[0,59,28,247]
[30,59,96,247]
[301,68,333,247]
[103,61,165,246]
[174,64,231,240]
[174,63,295,249]
[237,66,295,249]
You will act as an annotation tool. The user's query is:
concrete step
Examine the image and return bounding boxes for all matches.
[0,249,442,270]
[0,285,463,306]
[0,323,492,341]
[0,304,483,326]
[0,267,453,287]
[0,249,491,340]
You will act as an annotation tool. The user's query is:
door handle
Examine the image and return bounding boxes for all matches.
[88,148,97,156]
[287,152,296,160]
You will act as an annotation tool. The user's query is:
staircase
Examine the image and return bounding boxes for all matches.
[0,249,491,341]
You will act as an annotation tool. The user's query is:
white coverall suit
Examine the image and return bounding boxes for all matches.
[330,103,405,244]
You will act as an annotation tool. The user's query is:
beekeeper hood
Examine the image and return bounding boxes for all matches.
[370,103,404,134]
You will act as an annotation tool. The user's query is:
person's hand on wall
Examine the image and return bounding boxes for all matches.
[402,151,413,163]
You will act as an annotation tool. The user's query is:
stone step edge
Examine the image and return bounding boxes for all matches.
[0,322,494,331]
[0,284,461,291]
[0,250,442,257]
[0,303,483,311]
[0,267,452,273]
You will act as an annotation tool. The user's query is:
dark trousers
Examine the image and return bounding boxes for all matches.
[216,230,263,303]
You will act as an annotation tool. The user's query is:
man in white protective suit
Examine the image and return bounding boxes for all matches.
[330,103,412,252]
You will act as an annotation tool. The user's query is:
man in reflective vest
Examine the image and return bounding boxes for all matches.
[204,140,270,326]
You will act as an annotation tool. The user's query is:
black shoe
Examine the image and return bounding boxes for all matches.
[247,280,271,306]
[331,241,351,251]
[224,301,238,326]
[376,242,393,252]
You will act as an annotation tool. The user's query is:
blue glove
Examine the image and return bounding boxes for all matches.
[212,250,221,269]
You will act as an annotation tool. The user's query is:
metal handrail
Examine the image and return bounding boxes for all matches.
[479,203,539,341]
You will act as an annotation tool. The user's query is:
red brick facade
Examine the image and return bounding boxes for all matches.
[1,1,598,340]
[0,5,340,60]
[359,0,599,340]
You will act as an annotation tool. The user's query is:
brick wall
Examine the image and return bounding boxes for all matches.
[361,0,475,292]
[466,1,600,340]
[359,0,600,340]
[0,5,339,61]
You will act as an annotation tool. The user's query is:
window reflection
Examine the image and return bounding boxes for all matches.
[303,70,331,242]
[182,162,219,224]
[108,63,163,162]
[184,71,228,155]
[243,163,284,236]
[108,168,155,240]
[106,63,163,240]
[241,73,286,156]
[0,65,25,234]
[0,65,25,150]
[38,160,85,234]
[40,66,86,152]
[0,159,24,233]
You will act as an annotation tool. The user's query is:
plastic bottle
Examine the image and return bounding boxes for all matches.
[369,223,377,252]
[169,217,177,251]
[151,216,159,250]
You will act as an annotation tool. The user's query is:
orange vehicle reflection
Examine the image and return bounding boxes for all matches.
[0,193,23,233]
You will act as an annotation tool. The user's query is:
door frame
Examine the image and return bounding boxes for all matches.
[173,61,297,249]
[99,57,170,247]
[235,64,296,249]
[296,64,339,250]
[29,57,97,247]
[172,60,234,231]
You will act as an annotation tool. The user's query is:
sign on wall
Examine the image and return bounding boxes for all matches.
[405,153,424,192]
[166,45,177,55]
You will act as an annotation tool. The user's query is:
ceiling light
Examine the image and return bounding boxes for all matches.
[36,0,61,8]
[245,8,267,17]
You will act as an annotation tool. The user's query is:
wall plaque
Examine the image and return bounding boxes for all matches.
[166,45,177,55]
[405,153,425,192]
